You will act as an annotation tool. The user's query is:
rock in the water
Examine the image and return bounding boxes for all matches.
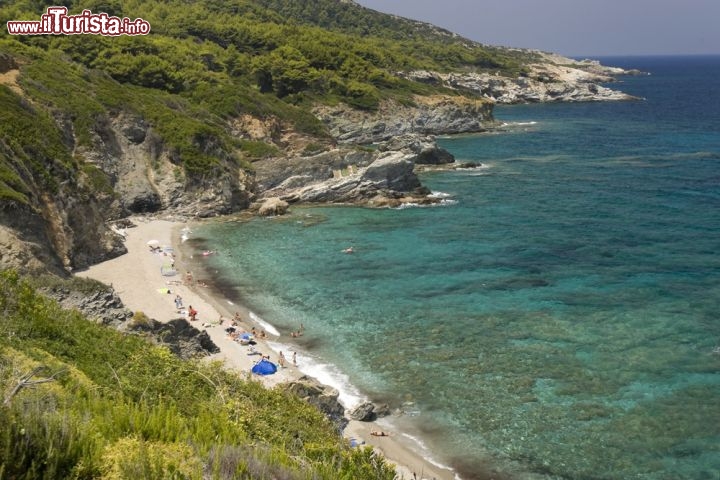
[348,402,377,422]
[360,151,421,191]
[258,197,289,216]
[255,149,425,205]
[379,134,455,165]
[348,401,391,421]
[372,403,391,418]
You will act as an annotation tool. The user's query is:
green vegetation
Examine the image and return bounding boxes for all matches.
[0,0,539,204]
[0,82,75,205]
[0,270,395,479]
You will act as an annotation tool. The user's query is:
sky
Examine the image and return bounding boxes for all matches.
[355,0,720,57]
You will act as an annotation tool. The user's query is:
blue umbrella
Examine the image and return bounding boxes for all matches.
[251,359,277,376]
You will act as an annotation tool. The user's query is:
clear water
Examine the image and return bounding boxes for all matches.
[192,56,720,480]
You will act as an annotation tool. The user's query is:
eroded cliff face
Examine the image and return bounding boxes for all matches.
[0,188,127,276]
[0,53,255,275]
[313,94,495,145]
[0,47,638,275]
[80,111,255,218]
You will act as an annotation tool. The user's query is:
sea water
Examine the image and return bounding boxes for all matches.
[191,56,720,480]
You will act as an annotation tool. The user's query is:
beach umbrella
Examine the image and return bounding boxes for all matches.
[251,359,277,376]
[147,239,160,246]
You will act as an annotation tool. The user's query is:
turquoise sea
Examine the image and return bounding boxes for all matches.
[190,56,720,480]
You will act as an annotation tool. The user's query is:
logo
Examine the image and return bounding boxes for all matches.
[7,6,151,36]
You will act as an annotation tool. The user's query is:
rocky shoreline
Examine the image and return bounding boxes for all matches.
[72,217,452,479]
[0,52,639,277]
[251,134,456,209]
[400,52,644,105]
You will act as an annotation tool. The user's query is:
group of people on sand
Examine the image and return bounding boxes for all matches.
[156,237,396,449]
[223,314,271,344]
[153,238,400,465]
[277,350,297,368]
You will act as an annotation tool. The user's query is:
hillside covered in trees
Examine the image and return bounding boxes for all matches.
[0,2,537,476]
[0,0,533,191]
[0,2,639,478]
[0,0,549,274]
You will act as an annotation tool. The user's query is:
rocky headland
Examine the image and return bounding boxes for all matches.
[0,47,638,276]
[313,94,495,145]
[250,129,464,210]
[400,52,642,104]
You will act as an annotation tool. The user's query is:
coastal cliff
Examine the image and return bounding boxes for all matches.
[0,2,642,478]
[0,0,637,276]
[313,95,495,144]
[401,52,640,104]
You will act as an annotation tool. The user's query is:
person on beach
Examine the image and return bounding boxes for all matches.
[292,351,297,366]
[174,295,183,309]
[370,430,390,437]
[188,305,198,321]
[278,351,286,368]
[185,271,193,285]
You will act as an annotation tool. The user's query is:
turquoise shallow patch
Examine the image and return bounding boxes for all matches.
[194,56,720,479]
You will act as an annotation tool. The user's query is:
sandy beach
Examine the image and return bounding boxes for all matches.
[80,216,456,480]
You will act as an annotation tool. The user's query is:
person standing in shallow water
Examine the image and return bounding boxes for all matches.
[278,351,286,368]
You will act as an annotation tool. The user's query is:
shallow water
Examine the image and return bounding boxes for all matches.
[194,56,720,479]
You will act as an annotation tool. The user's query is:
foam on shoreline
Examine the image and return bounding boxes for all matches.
[81,216,456,480]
